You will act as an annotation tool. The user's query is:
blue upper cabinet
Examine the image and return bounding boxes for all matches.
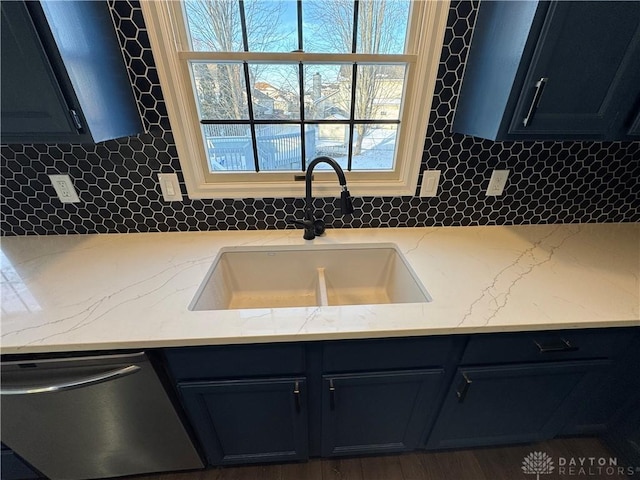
[629,111,640,136]
[452,1,640,141]
[0,1,142,144]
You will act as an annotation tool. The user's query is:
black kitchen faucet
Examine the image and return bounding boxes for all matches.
[290,156,354,240]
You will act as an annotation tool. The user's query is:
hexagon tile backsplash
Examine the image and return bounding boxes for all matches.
[1,1,639,236]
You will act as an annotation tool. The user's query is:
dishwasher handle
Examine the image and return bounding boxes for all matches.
[0,364,141,395]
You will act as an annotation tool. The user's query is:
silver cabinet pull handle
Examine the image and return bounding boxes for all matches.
[293,380,301,413]
[523,77,548,127]
[456,372,472,403]
[0,365,141,395]
[329,379,336,410]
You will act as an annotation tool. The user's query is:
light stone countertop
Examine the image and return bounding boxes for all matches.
[1,223,638,355]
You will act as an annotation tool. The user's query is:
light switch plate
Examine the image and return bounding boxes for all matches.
[49,174,80,203]
[158,173,183,202]
[419,170,441,197]
[486,170,509,196]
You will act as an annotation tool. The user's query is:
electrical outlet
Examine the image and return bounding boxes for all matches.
[419,170,441,197]
[49,174,80,203]
[486,170,509,196]
[158,173,183,201]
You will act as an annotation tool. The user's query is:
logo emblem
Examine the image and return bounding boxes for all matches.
[522,451,555,479]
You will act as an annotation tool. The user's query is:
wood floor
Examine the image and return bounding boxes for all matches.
[129,437,631,480]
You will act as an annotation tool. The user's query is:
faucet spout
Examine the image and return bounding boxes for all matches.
[306,156,347,191]
[305,156,354,220]
[290,156,354,240]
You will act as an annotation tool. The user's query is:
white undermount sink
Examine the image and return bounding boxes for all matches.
[189,243,431,311]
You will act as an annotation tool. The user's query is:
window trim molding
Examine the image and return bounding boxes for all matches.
[140,0,451,199]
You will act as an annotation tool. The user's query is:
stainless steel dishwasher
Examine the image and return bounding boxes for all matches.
[0,352,204,480]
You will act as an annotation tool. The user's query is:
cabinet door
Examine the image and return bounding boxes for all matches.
[321,369,444,456]
[604,332,640,465]
[628,111,640,136]
[0,1,78,141]
[607,402,640,466]
[509,1,640,137]
[178,377,308,466]
[427,360,608,450]
[0,448,40,480]
[605,355,640,465]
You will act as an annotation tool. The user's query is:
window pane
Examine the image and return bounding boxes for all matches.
[245,0,298,52]
[184,0,243,52]
[184,0,297,52]
[355,64,405,120]
[191,62,249,120]
[202,124,254,172]
[302,0,354,53]
[356,0,410,54]
[304,64,351,120]
[305,123,349,165]
[249,64,300,120]
[351,123,397,170]
[256,125,303,171]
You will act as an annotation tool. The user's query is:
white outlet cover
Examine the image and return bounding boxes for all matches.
[49,174,80,203]
[486,170,509,196]
[158,173,183,202]
[419,170,441,197]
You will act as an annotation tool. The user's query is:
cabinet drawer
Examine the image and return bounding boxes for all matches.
[461,328,633,365]
[164,344,305,380]
[323,336,455,372]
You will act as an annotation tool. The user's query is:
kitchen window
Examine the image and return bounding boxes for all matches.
[141,0,449,199]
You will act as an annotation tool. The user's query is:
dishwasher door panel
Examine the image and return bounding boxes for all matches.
[1,352,203,480]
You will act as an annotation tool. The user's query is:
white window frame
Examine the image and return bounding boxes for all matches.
[140,0,450,199]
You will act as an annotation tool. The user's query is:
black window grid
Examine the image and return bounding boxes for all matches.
[197,0,403,173]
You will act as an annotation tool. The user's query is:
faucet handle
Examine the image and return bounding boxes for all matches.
[287,217,325,240]
[312,219,326,236]
[288,218,312,228]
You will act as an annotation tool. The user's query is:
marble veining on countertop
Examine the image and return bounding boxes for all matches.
[1,223,638,354]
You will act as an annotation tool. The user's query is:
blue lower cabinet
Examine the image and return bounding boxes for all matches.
[321,369,445,456]
[427,360,609,450]
[178,377,308,466]
[606,400,640,467]
[164,330,635,466]
[604,332,640,465]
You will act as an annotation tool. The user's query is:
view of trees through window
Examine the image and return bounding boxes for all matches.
[183,0,411,173]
